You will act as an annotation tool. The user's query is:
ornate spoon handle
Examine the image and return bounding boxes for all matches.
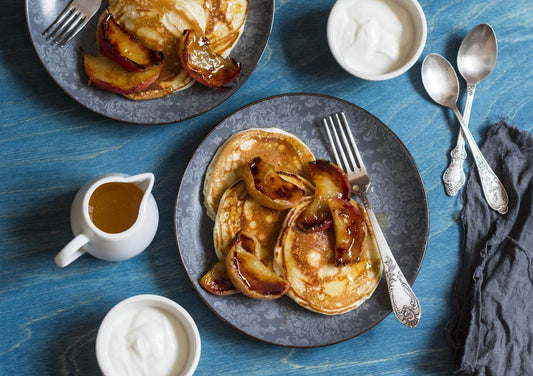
[442,84,475,196]
[450,106,509,214]
[362,195,421,328]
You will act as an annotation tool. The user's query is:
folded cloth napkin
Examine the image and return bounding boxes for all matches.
[447,121,533,376]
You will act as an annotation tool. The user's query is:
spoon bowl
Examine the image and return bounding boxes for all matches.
[421,53,459,108]
[458,24,498,84]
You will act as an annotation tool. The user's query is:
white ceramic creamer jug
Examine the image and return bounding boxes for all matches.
[55,173,159,267]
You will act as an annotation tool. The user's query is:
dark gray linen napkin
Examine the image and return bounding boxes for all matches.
[448,121,533,376]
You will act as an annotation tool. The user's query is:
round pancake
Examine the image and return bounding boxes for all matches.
[213,180,286,266]
[204,128,315,220]
[106,0,248,100]
[274,197,382,315]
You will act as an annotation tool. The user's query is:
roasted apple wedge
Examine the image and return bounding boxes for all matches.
[200,232,260,296]
[83,52,162,94]
[226,231,290,300]
[328,197,368,266]
[179,29,241,88]
[200,259,238,296]
[243,157,306,210]
[297,160,351,232]
[99,13,163,72]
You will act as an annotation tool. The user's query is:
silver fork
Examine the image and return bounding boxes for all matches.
[42,0,102,46]
[324,112,421,328]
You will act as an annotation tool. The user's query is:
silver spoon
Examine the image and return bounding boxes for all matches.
[442,24,498,196]
[422,53,508,214]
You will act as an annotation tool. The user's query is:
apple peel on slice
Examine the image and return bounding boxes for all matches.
[328,197,368,266]
[83,52,162,95]
[297,160,351,232]
[99,13,163,72]
[243,157,306,210]
[226,231,290,300]
[179,29,241,88]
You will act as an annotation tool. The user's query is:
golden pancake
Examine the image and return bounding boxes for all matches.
[105,0,248,100]
[274,197,382,315]
[204,128,315,220]
[213,180,286,266]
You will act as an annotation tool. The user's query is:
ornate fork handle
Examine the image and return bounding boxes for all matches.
[359,192,421,328]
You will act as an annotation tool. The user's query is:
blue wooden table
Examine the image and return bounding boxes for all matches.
[1,0,532,374]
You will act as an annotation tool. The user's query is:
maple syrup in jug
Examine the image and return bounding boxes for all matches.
[88,182,144,234]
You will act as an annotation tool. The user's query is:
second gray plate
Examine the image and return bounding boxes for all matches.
[25,0,274,124]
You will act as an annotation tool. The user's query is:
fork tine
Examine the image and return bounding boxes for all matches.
[42,3,74,36]
[45,9,79,42]
[60,16,90,45]
[335,113,358,172]
[340,112,367,171]
[57,15,86,46]
[50,11,82,44]
[328,116,352,172]
[323,118,342,167]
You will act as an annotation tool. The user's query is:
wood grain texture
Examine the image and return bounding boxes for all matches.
[1,0,532,374]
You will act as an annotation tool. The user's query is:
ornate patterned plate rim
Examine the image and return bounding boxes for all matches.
[24,0,274,124]
[174,93,429,347]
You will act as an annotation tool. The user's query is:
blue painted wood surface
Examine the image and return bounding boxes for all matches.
[1,0,532,374]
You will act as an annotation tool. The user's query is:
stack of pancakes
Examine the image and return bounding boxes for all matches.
[104,0,248,99]
[203,128,382,315]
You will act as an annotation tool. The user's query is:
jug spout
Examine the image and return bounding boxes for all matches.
[128,173,155,197]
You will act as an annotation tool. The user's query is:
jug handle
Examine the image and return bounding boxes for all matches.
[55,234,90,267]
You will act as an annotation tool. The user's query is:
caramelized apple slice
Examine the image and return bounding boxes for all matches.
[179,30,241,88]
[200,232,260,296]
[243,157,306,210]
[297,160,351,232]
[226,231,290,300]
[99,13,163,72]
[200,259,238,295]
[277,172,315,196]
[83,53,162,94]
[328,197,368,266]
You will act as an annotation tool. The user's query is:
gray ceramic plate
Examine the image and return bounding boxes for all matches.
[175,93,428,347]
[25,0,274,124]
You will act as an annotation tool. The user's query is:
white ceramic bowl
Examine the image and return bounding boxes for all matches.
[96,294,201,376]
[327,0,427,81]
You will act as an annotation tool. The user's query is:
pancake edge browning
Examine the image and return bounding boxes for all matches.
[203,128,315,220]
[274,197,383,315]
[213,179,248,260]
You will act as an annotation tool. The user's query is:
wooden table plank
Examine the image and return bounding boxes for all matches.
[1,0,531,374]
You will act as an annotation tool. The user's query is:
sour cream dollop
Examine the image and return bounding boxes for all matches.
[105,306,188,376]
[329,0,415,76]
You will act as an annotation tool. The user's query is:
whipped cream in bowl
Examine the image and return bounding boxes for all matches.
[327,0,427,80]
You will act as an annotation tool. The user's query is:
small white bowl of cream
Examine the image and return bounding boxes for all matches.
[327,0,427,80]
[96,295,201,376]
